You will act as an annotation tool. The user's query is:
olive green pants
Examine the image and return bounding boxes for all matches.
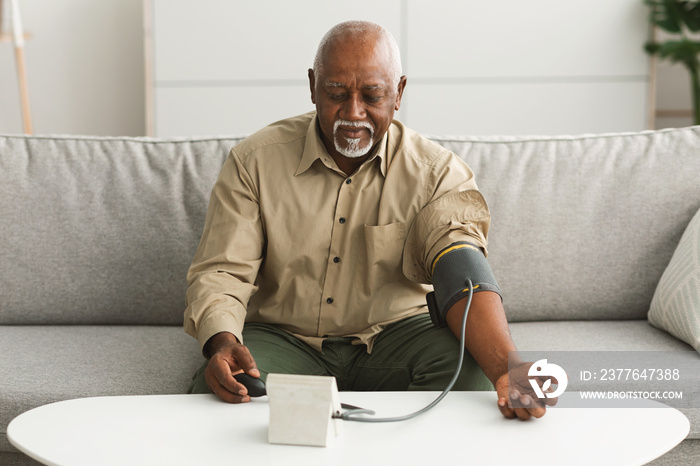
[188,314,493,394]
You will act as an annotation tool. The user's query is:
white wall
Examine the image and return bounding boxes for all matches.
[0,0,694,137]
[149,0,652,137]
[0,0,145,136]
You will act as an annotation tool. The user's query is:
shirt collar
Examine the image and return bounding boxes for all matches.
[374,130,389,177]
[295,114,329,176]
[295,113,389,177]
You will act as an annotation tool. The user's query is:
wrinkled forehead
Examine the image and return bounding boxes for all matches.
[318,34,396,84]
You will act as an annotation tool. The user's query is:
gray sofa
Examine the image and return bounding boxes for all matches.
[2,126,699,465]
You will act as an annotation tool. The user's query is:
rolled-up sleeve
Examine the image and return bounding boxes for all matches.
[184,148,264,350]
[403,152,491,285]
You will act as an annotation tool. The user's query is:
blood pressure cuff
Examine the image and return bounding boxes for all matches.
[426,242,501,327]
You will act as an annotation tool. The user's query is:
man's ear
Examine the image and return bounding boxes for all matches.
[395,76,407,111]
[308,69,316,104]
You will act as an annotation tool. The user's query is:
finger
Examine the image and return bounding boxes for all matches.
[513,406,532,421]
[507,390,530,420]
[205,358,250,403]
[528,406,547,419]
[211,382,251,404]
[494,378,517,419]
[519,393,550,419]
[230,344,260,378]
[497,396,517,419]
[212,355,246,393]
[500,393,546,420]
[513,394,533,420]
[509,388,523,408]
[525,400,547,419]
[517,393,551,420]
[207,374,251,403]
[518,381,556,411]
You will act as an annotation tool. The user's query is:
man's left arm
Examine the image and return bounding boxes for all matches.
[403,150,556,419]
[444,290,555,420]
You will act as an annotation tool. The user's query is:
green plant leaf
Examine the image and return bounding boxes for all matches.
[666,0,688,31]
[645,0,683,32]
[645,41,662,55]
[678,1,700,31]
[656,39,700,69]
[648,0,700,32]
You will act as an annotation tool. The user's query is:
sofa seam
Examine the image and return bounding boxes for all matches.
[0,134,249,145]
[424,125,700,145]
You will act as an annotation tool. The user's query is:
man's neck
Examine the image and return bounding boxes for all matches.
[330,152,371,177]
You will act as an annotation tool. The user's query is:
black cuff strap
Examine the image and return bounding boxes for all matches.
[426,242,501,327]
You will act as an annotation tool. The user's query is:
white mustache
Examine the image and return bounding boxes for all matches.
[333,120,374,136]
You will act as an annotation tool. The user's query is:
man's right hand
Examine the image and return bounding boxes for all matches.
[203,332,260,403]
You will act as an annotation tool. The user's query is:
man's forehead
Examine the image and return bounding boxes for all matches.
[319,33,395,80]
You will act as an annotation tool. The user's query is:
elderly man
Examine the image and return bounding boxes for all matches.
[185,20,553,420]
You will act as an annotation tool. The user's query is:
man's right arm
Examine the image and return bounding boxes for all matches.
[184,149,265,402]
[184,149,263,349]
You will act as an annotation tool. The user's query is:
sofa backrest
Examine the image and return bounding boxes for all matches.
[2,126,699,326]
[0,134,242,325]
[433,126,700,322]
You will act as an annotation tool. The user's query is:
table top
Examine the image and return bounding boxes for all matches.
[7,391,689,466]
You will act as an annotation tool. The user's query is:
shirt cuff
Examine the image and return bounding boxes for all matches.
[188,309,246,354]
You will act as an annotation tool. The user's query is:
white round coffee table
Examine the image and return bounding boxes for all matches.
[7,391,689,466]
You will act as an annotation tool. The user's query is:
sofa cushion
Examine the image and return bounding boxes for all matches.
[433,126,700,322]
[509,319,695,352]
[0,326,204,453]
[649,206,700,352]
[0,135,243,325]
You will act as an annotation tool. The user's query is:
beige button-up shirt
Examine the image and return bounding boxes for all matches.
[184,112,491,352]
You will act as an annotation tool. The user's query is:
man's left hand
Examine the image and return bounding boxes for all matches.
[495,362,559,420]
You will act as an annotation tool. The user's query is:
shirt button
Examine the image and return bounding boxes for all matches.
[333,256,341,263]
[326,297,334,304]
[345,178,352,185]
[339,217,346,224]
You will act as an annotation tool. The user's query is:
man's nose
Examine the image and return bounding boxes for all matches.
[341,95,365,120]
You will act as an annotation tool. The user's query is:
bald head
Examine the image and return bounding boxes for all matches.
[313,20,403,87]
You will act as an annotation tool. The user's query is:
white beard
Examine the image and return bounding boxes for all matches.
[333,120,374,158]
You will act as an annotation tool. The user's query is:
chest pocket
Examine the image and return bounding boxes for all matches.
[354,222,406,296]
